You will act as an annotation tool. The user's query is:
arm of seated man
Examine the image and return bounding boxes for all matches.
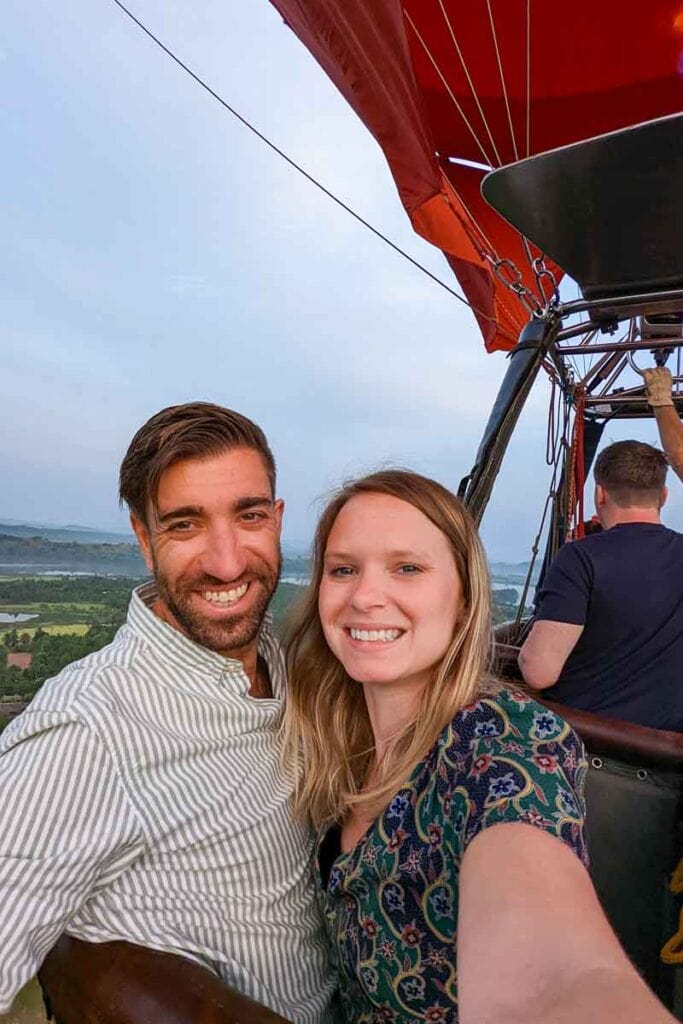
[518,619,584,689]
[518,541,589,690]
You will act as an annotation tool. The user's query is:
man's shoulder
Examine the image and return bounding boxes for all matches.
[547,536,594,576]
[580,522,683,557]
[655,523,683,545]
[556,527,632,565]
[0,628,144,754]
[24,624,148,718]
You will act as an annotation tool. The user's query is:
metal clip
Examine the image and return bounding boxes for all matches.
[532,257,560,310]
[484,254,543,316]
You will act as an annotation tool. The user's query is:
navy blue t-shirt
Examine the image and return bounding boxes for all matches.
[535,523,683,731]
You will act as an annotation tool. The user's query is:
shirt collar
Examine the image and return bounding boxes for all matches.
[127,582,284,697]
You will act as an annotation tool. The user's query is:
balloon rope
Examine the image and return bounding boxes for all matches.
[411,4,544,309]
[433,0,502,166]
[444,184,524,334]
[403,12,496,168]
[566,388,587,540]
[526,0,532,158]
[485,0,520,162]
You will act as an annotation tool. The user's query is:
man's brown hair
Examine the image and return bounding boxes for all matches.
[594,440,668,508]
[119,402,276,525]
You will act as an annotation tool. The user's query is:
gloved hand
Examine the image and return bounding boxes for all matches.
[643,366,674,407]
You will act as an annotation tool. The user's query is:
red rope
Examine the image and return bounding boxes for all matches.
[574,388,586,539]
[566,387,587,542]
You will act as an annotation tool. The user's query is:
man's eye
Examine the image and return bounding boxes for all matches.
[168,521,194,532]
[241,511,267,523]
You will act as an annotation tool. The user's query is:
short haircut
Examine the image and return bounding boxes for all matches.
[119,402,276,525]
[594,440,667,508]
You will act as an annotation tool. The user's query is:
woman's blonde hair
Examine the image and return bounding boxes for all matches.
[282,469,498,828]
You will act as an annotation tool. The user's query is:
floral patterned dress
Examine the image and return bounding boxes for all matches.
[317,689,588,1024]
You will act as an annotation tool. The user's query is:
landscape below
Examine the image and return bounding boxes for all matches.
[0,526,532,728]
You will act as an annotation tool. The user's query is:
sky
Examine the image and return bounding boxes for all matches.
[2,0,680,560]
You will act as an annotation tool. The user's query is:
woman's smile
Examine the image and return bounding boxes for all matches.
[346,626,404,643]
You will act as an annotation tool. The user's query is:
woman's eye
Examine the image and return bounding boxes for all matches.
[329,565,355,577]
[397,564,422,575]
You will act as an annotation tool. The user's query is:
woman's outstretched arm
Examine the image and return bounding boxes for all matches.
[457,822,675,1024]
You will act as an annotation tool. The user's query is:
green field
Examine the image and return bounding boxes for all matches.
[0,577,138,702]
[0,576,308,705]
[0,624,90,646]
[0,981,44,1023]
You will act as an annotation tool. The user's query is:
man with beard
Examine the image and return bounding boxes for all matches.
[0,403,335,1023]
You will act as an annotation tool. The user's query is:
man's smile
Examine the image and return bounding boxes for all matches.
[201,582,250,607]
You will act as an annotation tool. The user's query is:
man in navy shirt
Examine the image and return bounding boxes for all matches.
[518,440,683,731]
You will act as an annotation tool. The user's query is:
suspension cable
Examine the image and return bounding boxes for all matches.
[404,5,550,323]
[485,0,519,161]
[433,0,503,166]
[110,0,501,326]
[403,11,496,168]
[525,0,531,157]
[513,384,570,636]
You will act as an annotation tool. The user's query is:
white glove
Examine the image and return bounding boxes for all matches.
[643,367,674,408]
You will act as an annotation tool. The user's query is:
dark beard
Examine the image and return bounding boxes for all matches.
[153,554,281,654]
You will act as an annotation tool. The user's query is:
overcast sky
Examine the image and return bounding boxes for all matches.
[2,0,679,560]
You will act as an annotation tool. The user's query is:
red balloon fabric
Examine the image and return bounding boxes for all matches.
[270,0,683,351]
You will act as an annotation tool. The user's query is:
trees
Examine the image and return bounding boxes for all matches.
[3,629,18,651]
[0,577,136,702]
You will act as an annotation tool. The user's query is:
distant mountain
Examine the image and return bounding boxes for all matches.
[0,534,146,575]
[489,561,539,583]
[0,532,311,581]
[0,521,536,584]
[0,520,133,545]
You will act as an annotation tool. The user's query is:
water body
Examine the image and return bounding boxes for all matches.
[0,565,141,578]
[0,612,39,623]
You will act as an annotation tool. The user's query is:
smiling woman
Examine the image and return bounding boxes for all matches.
[282,469,676,1024]
[284,469,496,827]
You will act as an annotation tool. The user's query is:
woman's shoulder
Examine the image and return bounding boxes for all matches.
[427,688,588,866]
[437,686,585,762]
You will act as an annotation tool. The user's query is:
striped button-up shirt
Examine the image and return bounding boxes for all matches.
[0,583,334,1021]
